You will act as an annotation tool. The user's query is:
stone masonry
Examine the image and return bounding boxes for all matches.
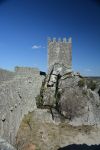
[48,37,72,71]
[0,67,45,145]
[0,69,15,84]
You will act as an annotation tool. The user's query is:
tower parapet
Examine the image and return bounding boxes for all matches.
[48,37,72,71]
[48,37,71,43]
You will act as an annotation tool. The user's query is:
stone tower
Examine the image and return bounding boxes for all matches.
[48,37,72,71]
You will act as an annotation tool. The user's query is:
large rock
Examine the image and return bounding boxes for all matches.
[36,63,100,125]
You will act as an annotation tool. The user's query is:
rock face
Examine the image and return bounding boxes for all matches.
[36,63,100,125]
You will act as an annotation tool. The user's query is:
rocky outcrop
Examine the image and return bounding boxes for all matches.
[36,63,100,125]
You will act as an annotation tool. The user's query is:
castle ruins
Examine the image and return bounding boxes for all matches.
[0,37,72,145]
[0,37,100,150]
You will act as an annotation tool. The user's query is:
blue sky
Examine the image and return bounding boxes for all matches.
[0,0,100,76]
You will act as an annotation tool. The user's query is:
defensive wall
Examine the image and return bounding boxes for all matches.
[0,67,45,145]
[0,68,15,84]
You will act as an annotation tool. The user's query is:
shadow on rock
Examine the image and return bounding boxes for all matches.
[58,144,100,150]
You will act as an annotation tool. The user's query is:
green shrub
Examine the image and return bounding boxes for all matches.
[78,79,85,87]
[87,80,96,91]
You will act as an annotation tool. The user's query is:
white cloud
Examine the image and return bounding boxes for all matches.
[32,45,41,49]
[32,45,45,49]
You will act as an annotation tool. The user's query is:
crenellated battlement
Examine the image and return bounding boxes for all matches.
[48,36,72,71]
[48,37,72,43]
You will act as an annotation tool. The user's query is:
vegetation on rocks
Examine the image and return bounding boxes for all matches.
[78,79,85,87]
[87,80,97,91]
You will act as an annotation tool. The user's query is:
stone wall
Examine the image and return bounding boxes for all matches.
[0,67,44,145]
[48,37,72,71]
[0,69,15,83]
[15,66,40,76]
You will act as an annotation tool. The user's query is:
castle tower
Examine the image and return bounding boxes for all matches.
[48,37,72,71]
